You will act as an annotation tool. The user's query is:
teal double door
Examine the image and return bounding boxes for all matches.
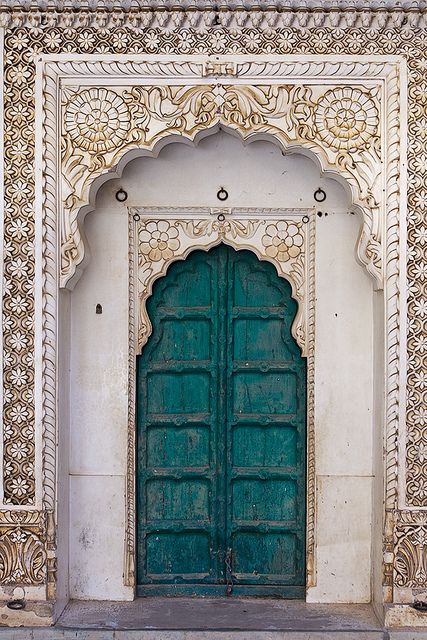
[137,245,306,597]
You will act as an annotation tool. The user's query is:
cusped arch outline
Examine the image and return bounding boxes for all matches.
[132,206,313,357]
[39,56,404,595]
[54,71,399,291]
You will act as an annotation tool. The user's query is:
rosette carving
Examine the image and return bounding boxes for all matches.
[64,88,131,153]
[314,87,379,151]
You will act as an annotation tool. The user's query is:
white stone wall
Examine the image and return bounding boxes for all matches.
[67,132,375,602]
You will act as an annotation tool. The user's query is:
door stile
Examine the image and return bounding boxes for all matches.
[224,248,235,594]
[212,249,227,584]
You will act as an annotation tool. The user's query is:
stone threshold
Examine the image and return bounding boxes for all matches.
[56,598,382,633]
[1,599,427,639]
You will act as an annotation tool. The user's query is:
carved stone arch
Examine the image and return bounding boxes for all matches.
[46,58,402,292]
[37,54,405,596]
[70,123,360,295]
[131,207,314,357]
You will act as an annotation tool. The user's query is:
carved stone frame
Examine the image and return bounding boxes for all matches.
[129,205,316,587]
[35,54,406,595]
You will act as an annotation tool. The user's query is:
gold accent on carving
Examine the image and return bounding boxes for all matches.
[139,221,180,262]
[314,87,379,151]
[64,88,131,153]
[0,511,47,585]
[395,512,427,589]
[58,79,383,289]
[261,221,304,262]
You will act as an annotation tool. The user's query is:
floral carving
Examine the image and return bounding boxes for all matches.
[395,513,427,588]
[139,221,180,262]
[64,88,131,153]
[0,21,419,600]
[0,511,47,585]
[314,87,379,151]
[262,221,304,262]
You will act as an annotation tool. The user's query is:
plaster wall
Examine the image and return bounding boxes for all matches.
[68,132,375,602]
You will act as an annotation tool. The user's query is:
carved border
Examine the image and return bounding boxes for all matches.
[31,54,405,596]
[1,3,427,31]
[129,205,316,587]
[53,58,394,291]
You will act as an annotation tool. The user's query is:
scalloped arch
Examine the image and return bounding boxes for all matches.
[55,72,397,291]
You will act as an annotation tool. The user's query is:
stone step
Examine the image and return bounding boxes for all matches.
[0,631,389,640]
[2,628,427,639]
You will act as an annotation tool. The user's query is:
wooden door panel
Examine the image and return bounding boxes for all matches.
[233,318,296,361]
[232,424,298,467]
[145,531,212,577]
[149,318,211,361]
[232,372,299,414]
[232,532,298,578]
[138,245,306,595]
[146,425,210,468]
[137,251,222,588]
[227,251,306,590]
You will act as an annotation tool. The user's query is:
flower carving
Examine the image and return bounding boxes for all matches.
[139,221,180,262]
[314,87,379,151]
[64,88,130,153]
[261,221,304,262]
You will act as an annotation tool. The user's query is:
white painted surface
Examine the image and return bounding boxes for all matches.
[69,132,375,601]
[69,475,132,600]
[307,475,372,603]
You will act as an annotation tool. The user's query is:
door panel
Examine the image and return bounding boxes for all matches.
[137,245,306,596]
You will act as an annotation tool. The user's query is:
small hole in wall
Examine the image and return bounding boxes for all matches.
[96,304,103,315]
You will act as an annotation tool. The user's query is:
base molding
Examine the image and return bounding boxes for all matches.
[0,600,54,627]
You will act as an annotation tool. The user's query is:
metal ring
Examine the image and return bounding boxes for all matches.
[302,215,309,224]
[132,213,140,222]
[217,187,228,202]
[7,600,25,610]
[115,188,128,203]
[314,188,326,203]
[217,213,225,221]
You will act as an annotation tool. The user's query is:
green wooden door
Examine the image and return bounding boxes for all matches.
[137,245,306,597]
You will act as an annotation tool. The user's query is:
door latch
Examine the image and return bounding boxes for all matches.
[225,547,233,596]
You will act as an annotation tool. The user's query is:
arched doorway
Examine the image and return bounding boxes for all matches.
[137,244,307,596]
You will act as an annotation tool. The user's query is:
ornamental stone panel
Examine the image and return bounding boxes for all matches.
[0,0,425,628]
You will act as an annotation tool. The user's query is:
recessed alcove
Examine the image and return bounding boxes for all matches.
[57,131,382,607]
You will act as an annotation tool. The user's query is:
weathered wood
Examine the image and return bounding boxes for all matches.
[137,246,306,597]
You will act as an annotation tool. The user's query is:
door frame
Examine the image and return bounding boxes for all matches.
[129,206,316,590]
[32,54,406,604]
[135,243,309,597]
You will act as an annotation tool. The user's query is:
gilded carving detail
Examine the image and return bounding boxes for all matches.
[0,511,47,585]
[64,88,131,153]
[395,513,427,589]
[139,221,180,262]
[262,221,304,262]
[60,80,382,289]
[313,87,379,151]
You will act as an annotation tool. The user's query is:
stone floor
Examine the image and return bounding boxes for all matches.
[1,599,427,639]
